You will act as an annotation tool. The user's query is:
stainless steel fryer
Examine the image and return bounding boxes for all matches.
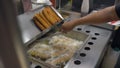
[18,5,113,68]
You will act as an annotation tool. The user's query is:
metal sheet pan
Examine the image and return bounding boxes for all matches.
[27,30,90,68]
[32,5,64,35]
[18,5,64,45]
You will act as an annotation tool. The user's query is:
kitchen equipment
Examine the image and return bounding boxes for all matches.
[18,5,113,68]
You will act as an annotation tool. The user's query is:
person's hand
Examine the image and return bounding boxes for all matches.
[61,20,77,33]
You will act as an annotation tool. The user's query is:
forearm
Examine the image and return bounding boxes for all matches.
[74,6,119,26]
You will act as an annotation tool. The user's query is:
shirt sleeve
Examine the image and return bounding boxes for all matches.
[115,4,120,18]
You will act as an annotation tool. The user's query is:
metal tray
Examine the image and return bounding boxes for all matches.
[27,30,90,68]
[33,5,64,33]
[31,5,65,45]
[18,5,64,45]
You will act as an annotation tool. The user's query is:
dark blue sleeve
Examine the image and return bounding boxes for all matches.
[115,4,120,18]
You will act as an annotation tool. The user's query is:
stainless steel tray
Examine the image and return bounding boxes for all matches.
[32,5,64,34]
[27,30,90,68]
[18,5,64,45]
